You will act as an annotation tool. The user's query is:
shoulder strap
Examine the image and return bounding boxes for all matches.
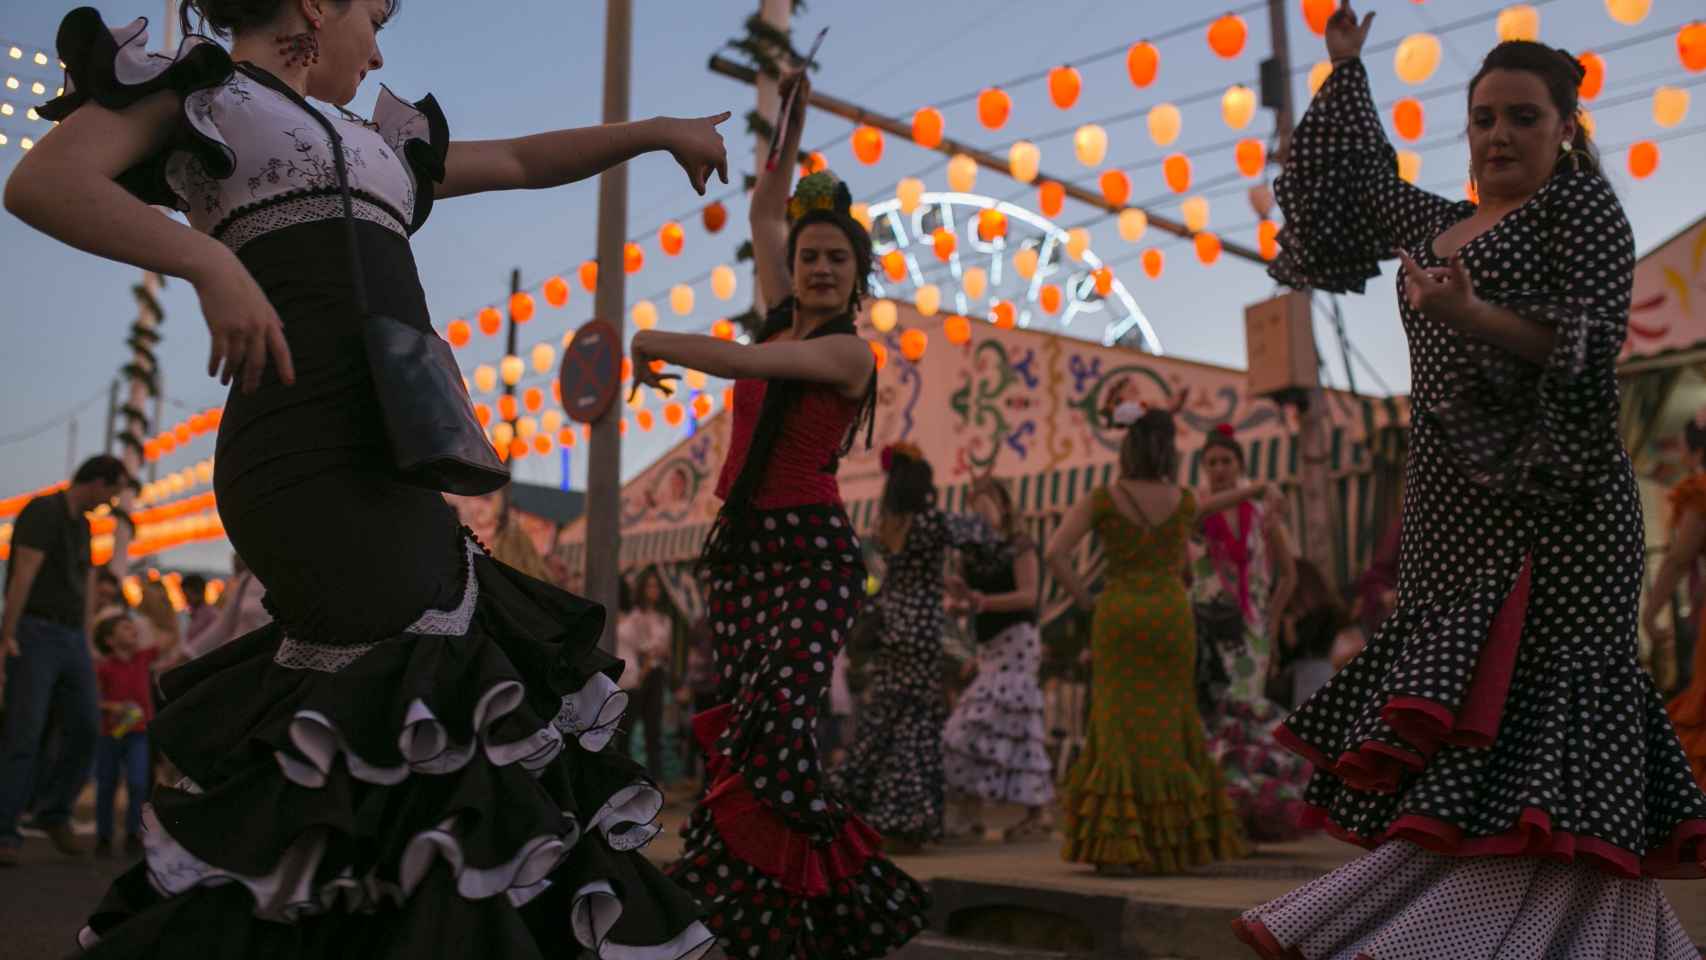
[1105,481,1153,529]
[235,64,369,315]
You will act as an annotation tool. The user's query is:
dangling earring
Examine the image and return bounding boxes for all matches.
[1560,140,1585,172]
[277,19,321,69]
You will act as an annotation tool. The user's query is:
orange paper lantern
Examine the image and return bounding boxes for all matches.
[1049,65,1082,109]
[991,301,1016,329]
[851,125,884,165]
[542,276,570,308]
[1392,98,1424,141]
[944,314,972,345]
[912,107,944,148]
[1039,181,1065,218]
[702,201,727,233]
[578,260,598,292]
[618,419,628,437]
[1578,51,1604,99]
[621,357,633,381]
[799,152,828,177]
[1092,267,1113,296]
[1235,139,1266,177]
[1628,140,1660,178]
[1208,14,1247,58]
[1127,41,1160,87]
[1163,153,1192,193]
[870,340,888,371]
[932,228,957,261]
[659,222,685,257]
[722,388,734,410]
[883,250,907,282]
[692,394,713,419]
[636,410,654,432]
[1099,169,1131,207]
[447,319,472,347]
[1681,23,1706,72]
[1195,231,1223,264]
[510,291,535,324]
[478,306,503,337]
[474,403,491,427]
[1039,284,1063,314]
[173,423,192,444]
[1142,249,1165,278]
[558,427,576,447]
[1258,220,1279,261]
[978,88,1012,130]
[497,394,519,422]
[623,242,644,273]
[711,318,736,340]
[899,328,928,361]
[978,208,1008,241]
[533,434,552,455]
[663,402,685,427]
[523,387,544,412]
[510,437,529,459]
[1303,0,1336,35]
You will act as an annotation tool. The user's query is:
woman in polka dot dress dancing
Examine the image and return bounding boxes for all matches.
[830,444,994,852]
[1233,5,1706,957]
[630,65,930,960]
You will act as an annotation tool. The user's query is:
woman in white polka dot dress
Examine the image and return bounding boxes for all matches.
[1233,5,1706,957]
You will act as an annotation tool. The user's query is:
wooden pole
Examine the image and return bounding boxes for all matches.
[586,0,632,655]
[706,55,1266,265]
[1266,0,1343,586]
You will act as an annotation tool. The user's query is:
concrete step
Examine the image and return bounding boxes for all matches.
[894,932,1183,960]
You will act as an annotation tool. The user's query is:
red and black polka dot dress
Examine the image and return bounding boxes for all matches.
[668,372,929,959]
[1234,57,1706,958]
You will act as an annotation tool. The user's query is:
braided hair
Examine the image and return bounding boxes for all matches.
[698,196,878,569]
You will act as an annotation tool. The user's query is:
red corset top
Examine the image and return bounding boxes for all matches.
[714,378,860,509]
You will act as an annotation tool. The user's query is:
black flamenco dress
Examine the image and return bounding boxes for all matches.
[40,10,710,958]
[1232,57,1706,958]
[665,302,930,959]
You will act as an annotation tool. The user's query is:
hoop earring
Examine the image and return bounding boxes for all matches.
[277,25,320,68]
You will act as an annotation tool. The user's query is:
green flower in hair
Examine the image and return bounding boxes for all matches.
[788,171,851,222]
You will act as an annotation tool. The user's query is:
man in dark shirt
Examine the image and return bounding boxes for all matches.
[0,455,130,865]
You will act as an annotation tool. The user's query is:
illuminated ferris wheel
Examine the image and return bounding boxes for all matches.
[863,191,1162,354]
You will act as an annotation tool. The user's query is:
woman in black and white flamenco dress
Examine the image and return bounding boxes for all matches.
[5,2,731,956]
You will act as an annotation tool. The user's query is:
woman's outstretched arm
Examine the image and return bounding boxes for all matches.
[436,113,730,200]
[630,328,871,399]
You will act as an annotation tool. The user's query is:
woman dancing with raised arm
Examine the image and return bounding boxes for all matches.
[1234,4,1706,956]
[630,66,929,960]
[1046,404,1264,876]
[6,2,729,956]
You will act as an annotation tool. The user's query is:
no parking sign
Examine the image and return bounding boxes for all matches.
[558,320,622,424]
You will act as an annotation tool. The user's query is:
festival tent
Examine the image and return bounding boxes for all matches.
[559,303,1409,626]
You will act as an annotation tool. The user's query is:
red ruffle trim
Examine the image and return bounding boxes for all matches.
[690,703,883,898]
[1277,557,1706,880]
[1232,916,1376,960]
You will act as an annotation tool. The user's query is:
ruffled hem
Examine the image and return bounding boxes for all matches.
[1059,759,1248,870]
[40,9,236,210]
[1232,839,1700,960]
[693,704,882,897]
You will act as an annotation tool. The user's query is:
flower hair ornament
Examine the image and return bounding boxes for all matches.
[788,170,854,223]
[1215,423,1236,438]
[1110,401,1148,428]
[880,440,925,473]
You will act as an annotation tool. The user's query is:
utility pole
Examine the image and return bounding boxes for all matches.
[586,0,632,655]
[103,378,118,454]
[1265,0,1342,585]
[503,266,521,430]
[750,0,792,316]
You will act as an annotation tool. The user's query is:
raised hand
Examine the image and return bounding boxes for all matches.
[194,252,296,394]
[627,331,680,401]
[664,112,732,196]
[1396,249,1479,331]
[1325,1,1376,62]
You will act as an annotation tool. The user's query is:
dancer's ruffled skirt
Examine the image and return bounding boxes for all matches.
[78,538,712,959]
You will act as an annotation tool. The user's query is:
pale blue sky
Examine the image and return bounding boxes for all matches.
[1,0,1702,571]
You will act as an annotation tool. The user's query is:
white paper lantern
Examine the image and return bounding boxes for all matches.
[947,155,978,192]
[915,284,941,316]
[1073,124,1108,167]
[710,264,737,300]
[1066,228,1090,261]
[1009,140,1040,183]
[963,267,988,300]
[897,177,925,213]
[1118,208,1149,243]
[870,299,898,333]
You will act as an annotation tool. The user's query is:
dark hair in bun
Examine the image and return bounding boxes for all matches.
[1121,409,1179,482]
[181,0,401,40]
[1468,40,1600,176]
[1201,422,1245,467]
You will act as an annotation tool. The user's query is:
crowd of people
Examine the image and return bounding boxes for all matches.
[3,0,1705,957]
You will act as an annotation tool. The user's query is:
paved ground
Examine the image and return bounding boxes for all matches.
[5,792,1706,958]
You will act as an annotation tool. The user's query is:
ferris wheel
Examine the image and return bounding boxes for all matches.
[863,190,1162,354]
